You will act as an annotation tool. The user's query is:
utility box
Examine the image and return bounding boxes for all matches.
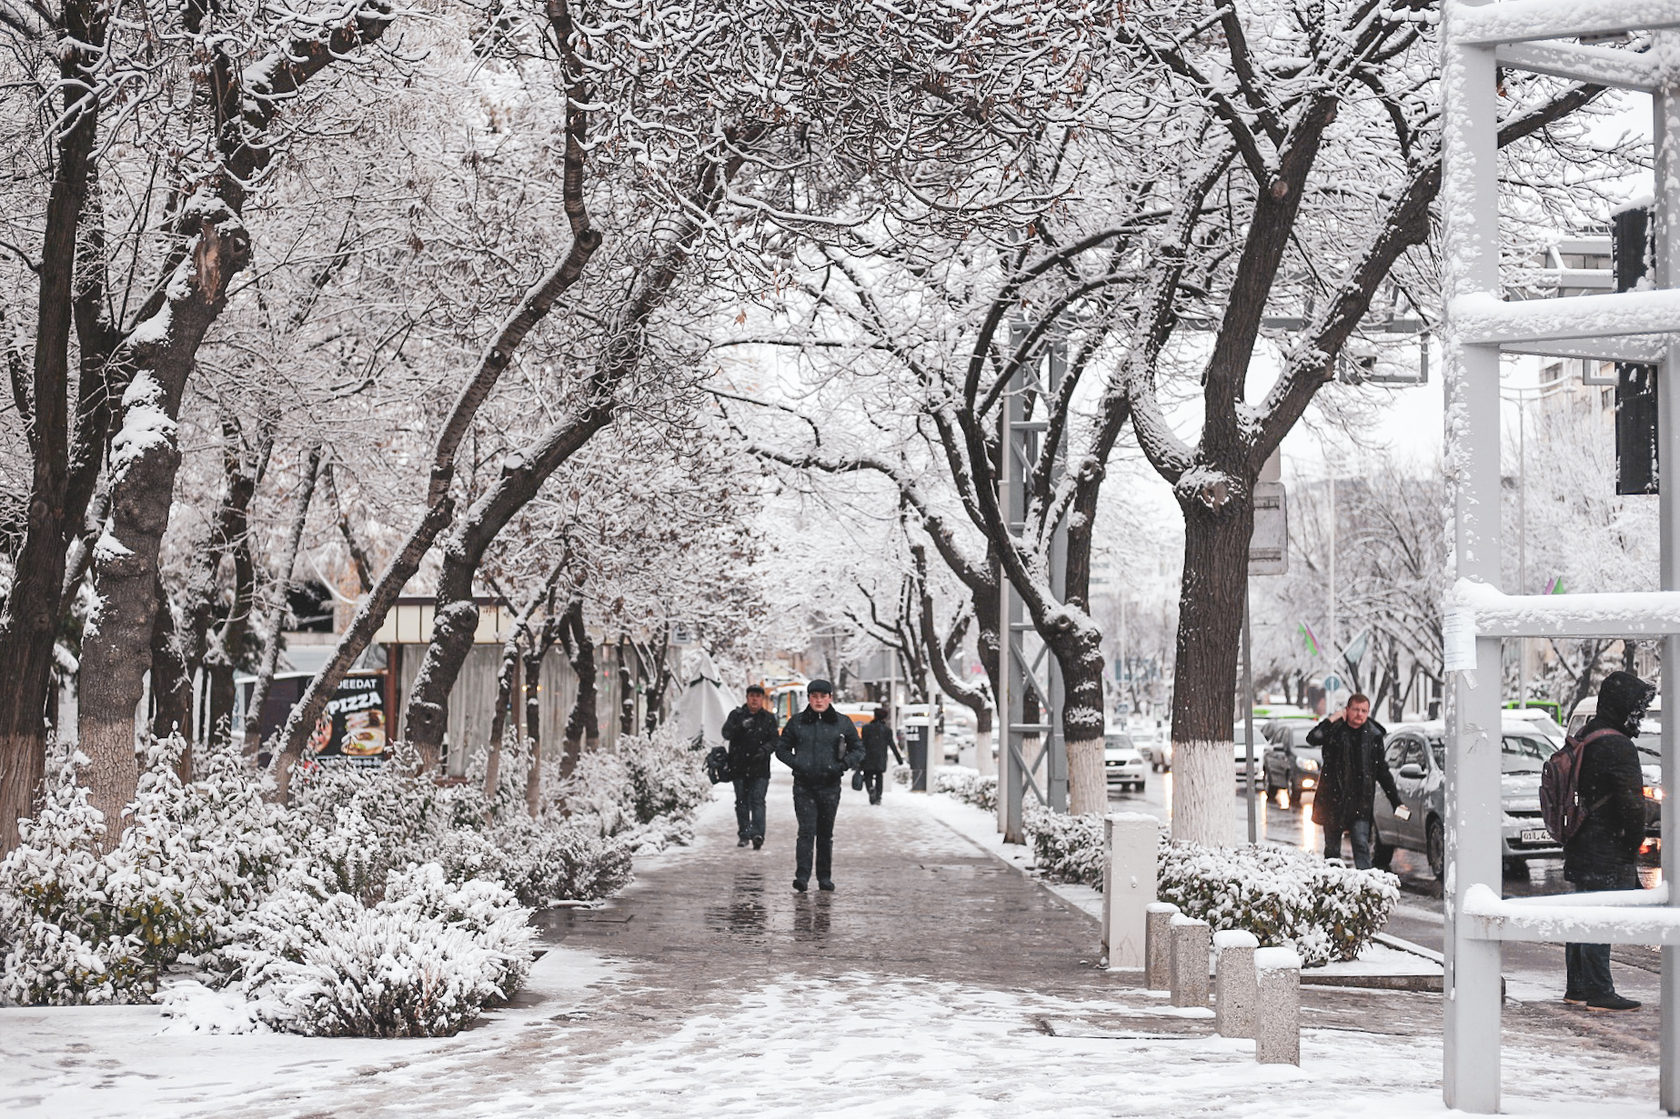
[906,725,929,791]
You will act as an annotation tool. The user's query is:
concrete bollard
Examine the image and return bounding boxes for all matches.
[1145,902,1180,990]
[1169,914,1212,1008]
[1213,929,1260,1039]
[1101,813,1159,969]
[1254,946,1303,1065]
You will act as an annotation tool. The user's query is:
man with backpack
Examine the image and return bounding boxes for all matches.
[722,684,779,850]
[1560,671,1652,1012]
[1307,693,1401,870]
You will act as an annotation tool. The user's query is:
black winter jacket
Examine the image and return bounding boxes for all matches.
[721,704,779,781]
[776,705,865,787]
[1307,715,1400,829]
[860,720,900,772]
[1564,715,1647,883]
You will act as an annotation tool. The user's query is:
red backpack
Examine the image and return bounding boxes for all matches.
[1539,728,1618,844]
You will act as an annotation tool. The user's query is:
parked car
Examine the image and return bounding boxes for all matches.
[1566,695,1663,838]
[1104,733,1147,793]
[1233,724,1262,786]
[1372,719,1567,880]
[1261,721,1322,804]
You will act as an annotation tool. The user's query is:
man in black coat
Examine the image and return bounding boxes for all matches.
[858,706,902,806]
[775,679,864,892]
[721,684,779,850]
[1564,670,1653,1012]
[1307,693,1400,870]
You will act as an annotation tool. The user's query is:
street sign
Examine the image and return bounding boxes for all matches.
[1324,673,1344,693]
[1249,482,1288,575]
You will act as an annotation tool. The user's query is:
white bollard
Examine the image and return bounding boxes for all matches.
[1254,946,1303,1065]
[1169,914,1212,1008]
[1213,929,1260,1039]
[1101,813,1159,969]
[1145,902,1179,990]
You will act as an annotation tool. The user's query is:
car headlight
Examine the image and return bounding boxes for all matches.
[1645,785,1665,802]
[1299,759,1319,772]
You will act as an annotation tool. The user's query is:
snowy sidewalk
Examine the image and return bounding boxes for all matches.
[1,778,1666,1117]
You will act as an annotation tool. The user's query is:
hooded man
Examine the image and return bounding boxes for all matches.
[1563,670,1654,1012]
[774,679,864,893]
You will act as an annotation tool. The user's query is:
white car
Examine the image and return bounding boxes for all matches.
[1104,733,1147,793]
[1233,725,1263,786]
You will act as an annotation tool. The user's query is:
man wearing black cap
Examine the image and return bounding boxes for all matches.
[1564,670,1654,1012]
[775,679,864,892]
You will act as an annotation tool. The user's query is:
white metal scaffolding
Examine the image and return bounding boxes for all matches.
[1443,3,1680,1111]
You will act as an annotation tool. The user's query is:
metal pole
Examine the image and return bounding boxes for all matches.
[1441,15,1504,1111]
[1327,471,1336,673]
[1243,585,1257,845]
[1654,65,1680,1115]
[1518,398,1527,707]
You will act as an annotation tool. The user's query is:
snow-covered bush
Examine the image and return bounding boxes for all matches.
[558,726,710,840]
[934,767,998,812]
[218,862,534,1036]
[475,817,634,905]
[1022,805,1106,886]
[1158,840,1399,967]
[1,737,285,1005]
[1017,804,1399,965]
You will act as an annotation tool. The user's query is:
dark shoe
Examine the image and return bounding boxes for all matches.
[1586,993,1642,1011]
[1563,993,1587,1006]
[738,837,750,847]
[752,836,763,850]
[818,880,835,892]
[792,879,808,893]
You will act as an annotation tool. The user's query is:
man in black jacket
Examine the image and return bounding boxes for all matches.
[1564,670,1653,1012]
[721,684,779,850]
[775,679,864,892]
[1307,693,1400,870]
[859,706,902,805]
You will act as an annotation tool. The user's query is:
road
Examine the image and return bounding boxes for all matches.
[1107,767,1667,1033]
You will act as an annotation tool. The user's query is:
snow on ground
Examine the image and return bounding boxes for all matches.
[0,783,1663,1118]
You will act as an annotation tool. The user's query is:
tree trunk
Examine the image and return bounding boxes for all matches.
[617,633,637,738]
[0,0,107,854]
[1169,487,1255,847]
[484,627,521,799]
[524,642,545,817]
[242,443,322,758]
[558,599,597,777]
[640,630,672,734]
[148,581,192,781]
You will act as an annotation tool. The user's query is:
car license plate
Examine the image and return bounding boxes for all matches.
[1520,828,1551,846]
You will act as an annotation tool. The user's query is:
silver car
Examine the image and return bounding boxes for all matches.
[1104,733,1147,793]
[1371,719,1564,879]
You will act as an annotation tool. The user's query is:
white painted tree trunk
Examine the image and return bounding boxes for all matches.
[1171,738,1236,846]
[974,726,995,778]
[1066,735,1106,816]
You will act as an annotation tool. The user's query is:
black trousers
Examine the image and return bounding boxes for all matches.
[863,769,885,804]
[792,780,843,883]
[1566,865,1641,998]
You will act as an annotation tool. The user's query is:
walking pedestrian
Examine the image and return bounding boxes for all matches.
[775,679,864,892]
[859,706,902,805]
[721,684,778,850]
[1307,693,1400,870]
[1563,670,1653,1012]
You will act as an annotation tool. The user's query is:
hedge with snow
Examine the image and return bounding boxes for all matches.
[1018,804,1399,967]
[0,725,710,1031]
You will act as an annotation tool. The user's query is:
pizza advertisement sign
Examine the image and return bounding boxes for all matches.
[307,674,388,767]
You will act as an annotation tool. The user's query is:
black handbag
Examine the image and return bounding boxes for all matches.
[851,770,865,791]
